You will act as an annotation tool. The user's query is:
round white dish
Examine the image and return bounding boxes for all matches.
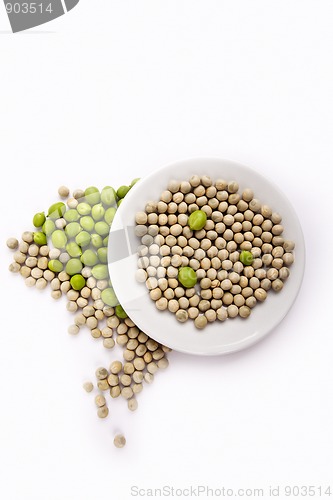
[108,158,305,355]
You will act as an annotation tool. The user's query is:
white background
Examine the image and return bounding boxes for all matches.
[0,1,332,499]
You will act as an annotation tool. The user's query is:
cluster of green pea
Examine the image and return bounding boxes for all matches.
[32,181,139,307]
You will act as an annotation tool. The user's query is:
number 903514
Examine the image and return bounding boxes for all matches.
[5,3,53,14]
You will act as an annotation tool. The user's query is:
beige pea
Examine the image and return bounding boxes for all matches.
[133,358,145,371]
[205,309,217,322]
[158,358,169,369]
[19,241,30,254]
[95,367,108,380]
[272,279,284,292]
[227,304,239,318]
[67,197,78,209]
[127,339,139,351]
[283,253,294,266]
[107,374,119,387]
[83,382,93,392]
[133,371,144,383]
[60,281,71,293]
[176,309,188,323]
[133,383,143,394]
[110,386,121,398]
[152,348,165,361]
[144,372,154,384]
[128,398,138,411]
[9,262,21,273]
[194,315,208,329]
[216,308,228,321]
[66,301,77,313]
[28,244,39,257]
[58,185,70,198]
[95,309,105,321]
[95,394,106,407]
[120,374,132,387]
[114,434,126,448]
[107,316,120,329]
[68,324,79,335]
[121,387,134,399]
[51,290,61,300]
[97,406,109,418]
[109,361,122,376]
[283,240,295,252]
[117,334,129,347]
[103,338,115,349]
[74,313,86,326]
[97,379,110,391]
[239,305,251,318]
[13,251,27,264]
[144,352,153,363]
[36,277,47,290]
[147,362,158,374]
[73,189,85,200]
[50,277,60,290]
[254,288,267,301]
[279,267,290,280]
[6,237,19,250]
[22,231,34,243]
[90,328,101,339]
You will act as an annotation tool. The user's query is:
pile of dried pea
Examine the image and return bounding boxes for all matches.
[135,175,295,329]
[7,181,170,448]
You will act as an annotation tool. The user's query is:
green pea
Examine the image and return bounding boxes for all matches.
[77,202,91,216]
[75,231,91,247]
[130,178,140,187]
[94,221,109,237]
[65,222,82,238]
[51,229,67,249]
[33,232,47,246]
[80,216,94,232]
[101,287,118,307]
[103,236,109,247]
[188,210,207,231]
[84,186,100,205]
[91,233,103,248]
[70,274,86,291]
[66,242,82,258]
[117,199,123,207]
[101,186,116,206]
[91,203,105,221]
[239,250,254,266]
[81,249,98,266]
[48,202,66,220]
[48,259,63,272]
[178,266,197,288]
[66,258,83,276]
[91,264,108,280]
[43,219,56,236]
[64,209,79,222]
[115,304,127,319]
[104,207,116,225]
[97,247,108,264]
[33,212,46,228]
[116,185,130,199]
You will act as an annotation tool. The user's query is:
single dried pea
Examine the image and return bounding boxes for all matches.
[178,266,197,288]
[33,212,46,228]
[115,305,128,319]
[239,250,254,266]
[116,185,130,199]
[48,202,66,220]
[188,209,207,231]
[70,274,86,291]
[83,382,93,392]
[114,434,126,448]
[33,232,47,246]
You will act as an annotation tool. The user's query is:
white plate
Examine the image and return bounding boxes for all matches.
[108,158,305,355]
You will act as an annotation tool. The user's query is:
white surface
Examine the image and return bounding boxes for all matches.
[109,157,305,355]
[0,1,333,499]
